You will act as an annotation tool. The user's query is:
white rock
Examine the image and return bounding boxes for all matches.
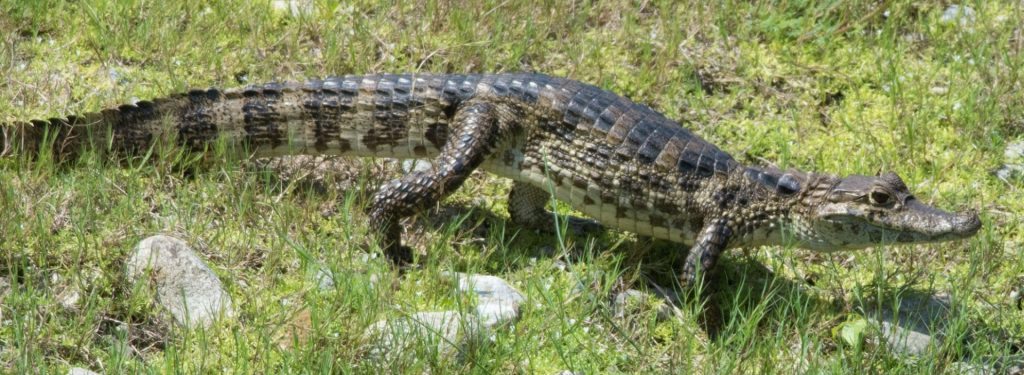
[474,302,520,328]
[453,273,525,327]
[612,289,648,318]
[67,367,100,375]
[948,361,996,375]
[59,289,81,310]
[364,311,485,360]
[455,274,525,305]
[995,141,1024,182]
[315,267,336,290]
[126,235,234,328]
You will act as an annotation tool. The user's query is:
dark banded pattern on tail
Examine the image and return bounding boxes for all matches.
[1,75,474,161]
[1,95,190,161]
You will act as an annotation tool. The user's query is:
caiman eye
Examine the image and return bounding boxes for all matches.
[869,190,892,206]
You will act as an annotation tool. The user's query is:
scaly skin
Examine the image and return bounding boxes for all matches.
[1,73,982,287]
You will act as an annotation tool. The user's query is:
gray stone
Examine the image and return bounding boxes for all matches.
[453,273,525,327]
[67,367,100,375]
[315,267,336,290]
[126,235,234,328]
[474,301,518,328]
[865,293,952,356]
[364,311,485,361]
[995,164,1024,182]
[59,288,81,310]
[1008,361,1024,375]
[996,141,1024,182]
[363,273,524,362]
[612,289,647,318]
[1003,141,1024,162]
[948,361,996,375]
[941,5,976,26]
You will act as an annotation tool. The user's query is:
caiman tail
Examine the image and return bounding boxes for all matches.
[1,75,460,162]
[1,91,215,161]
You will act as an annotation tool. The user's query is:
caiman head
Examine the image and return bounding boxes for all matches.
[784,171,981,251]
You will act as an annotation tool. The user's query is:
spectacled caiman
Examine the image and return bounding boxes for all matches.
[0,73,982,287]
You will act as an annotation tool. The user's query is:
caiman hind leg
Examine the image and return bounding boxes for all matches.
[507,181,602,234]
[368,100,515,265]
[680,219,732,289]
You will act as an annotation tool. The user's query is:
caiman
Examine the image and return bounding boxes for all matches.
[0,73,982,287]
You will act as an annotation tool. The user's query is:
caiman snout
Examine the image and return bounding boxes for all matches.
[949,209,982,238]
[900,198,981,241]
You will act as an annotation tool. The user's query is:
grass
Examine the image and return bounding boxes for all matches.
[1,0,1022,373]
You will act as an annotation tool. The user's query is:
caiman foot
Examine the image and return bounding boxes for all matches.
[679,219,732,290]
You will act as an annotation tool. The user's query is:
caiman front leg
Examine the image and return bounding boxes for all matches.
[680,218,733,288]
[507,181,603,235]
[368,100,514,265]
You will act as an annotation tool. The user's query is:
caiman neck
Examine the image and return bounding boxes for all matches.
[726,166,822,248]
